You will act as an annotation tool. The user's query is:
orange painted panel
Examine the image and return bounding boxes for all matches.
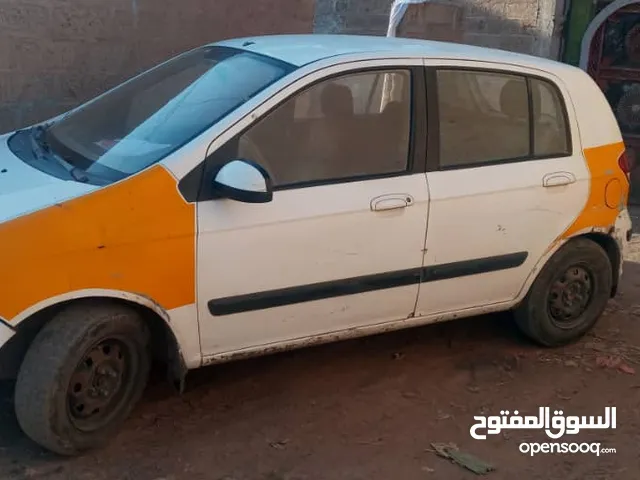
[0,165,196,321]
[562,141,629,239]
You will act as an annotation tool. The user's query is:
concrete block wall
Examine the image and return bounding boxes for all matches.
[0,0,315,133]
[396,3,465,43]
[0,0,561,134]
[313,0,560,58]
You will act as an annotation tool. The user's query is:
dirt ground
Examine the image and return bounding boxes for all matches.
[1,236,639,480]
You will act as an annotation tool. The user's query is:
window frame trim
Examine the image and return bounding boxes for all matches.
[425,65,574,172]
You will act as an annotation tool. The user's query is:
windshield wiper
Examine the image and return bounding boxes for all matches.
[29,125,89,183]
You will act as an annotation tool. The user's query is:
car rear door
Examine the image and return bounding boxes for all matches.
[194,60,431,357]
[415,60,590,317]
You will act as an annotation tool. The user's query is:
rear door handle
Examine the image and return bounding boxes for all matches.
[543,172,576,187]
[370,194,414,212]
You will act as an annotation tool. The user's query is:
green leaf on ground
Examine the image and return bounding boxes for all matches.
[430,443,495,475]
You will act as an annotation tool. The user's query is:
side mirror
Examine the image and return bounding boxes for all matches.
[212,159,273,203]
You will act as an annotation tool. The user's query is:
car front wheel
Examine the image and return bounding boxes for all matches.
[514,238,613,347]
[14,302,151,455]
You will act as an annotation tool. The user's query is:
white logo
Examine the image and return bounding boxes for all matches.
[470,407,616,440]
[518,441,616,456]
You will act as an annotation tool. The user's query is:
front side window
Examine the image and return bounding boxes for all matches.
[436,69,571,169]
[36,46,294,183]
[234,69,412,187]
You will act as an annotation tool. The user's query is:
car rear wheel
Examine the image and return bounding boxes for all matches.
[14,302,150,455]
[514,238,613,347]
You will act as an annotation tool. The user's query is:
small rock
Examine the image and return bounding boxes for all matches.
[596,355,622,369]
[436,411,452,420]
[421,466,435,473]
[402,391,419,399]
[269,439,290,450]
[584,342,608,352]
[564,360,579,368]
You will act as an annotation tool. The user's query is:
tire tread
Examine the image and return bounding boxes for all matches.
[14,302,149,455]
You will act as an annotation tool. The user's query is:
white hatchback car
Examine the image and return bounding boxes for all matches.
[0,35,633,455]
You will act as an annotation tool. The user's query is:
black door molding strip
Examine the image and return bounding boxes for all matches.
[208,251,528,316]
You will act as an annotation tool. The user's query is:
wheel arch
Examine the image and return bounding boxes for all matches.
[0,290,191,387]
[581,231,621,297]
[517,231,621,305]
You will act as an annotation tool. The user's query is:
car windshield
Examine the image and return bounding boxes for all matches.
[43,45,295,182]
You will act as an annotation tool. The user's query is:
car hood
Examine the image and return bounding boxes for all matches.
[0,133,97,224]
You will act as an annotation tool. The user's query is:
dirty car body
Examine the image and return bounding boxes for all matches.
[0,34,633,455]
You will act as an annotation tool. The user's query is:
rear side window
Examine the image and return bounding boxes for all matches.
[437,70,530,168]
[435,69,571,169]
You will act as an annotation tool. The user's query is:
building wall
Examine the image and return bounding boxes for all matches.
[0,0,562,135]
[313,0,561,59]
[0,0,315,133]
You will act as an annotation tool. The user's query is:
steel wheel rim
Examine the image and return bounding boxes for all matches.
[547,264,595,329]
[66,338,136,433]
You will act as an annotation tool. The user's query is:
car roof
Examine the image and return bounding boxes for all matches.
[215,34,575,74]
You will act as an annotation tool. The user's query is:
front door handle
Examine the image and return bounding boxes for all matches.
[543,172,576,187]
[370,194,414,212]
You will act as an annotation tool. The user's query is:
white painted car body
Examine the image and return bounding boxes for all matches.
[0,35,632,374]
[0,133,97,223]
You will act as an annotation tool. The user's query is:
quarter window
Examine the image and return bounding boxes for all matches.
[531,78,570,157]
[235,69,412,187]
[435,69,571,169]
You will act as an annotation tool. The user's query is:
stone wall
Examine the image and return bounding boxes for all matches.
[0,0,315,133]
[314,0,562,58]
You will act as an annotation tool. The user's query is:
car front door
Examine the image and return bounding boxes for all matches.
[415,61,589,317]
[194,61,430,357]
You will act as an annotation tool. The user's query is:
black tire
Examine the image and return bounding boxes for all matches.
[514,238,613,347]
[14,302,151,455]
